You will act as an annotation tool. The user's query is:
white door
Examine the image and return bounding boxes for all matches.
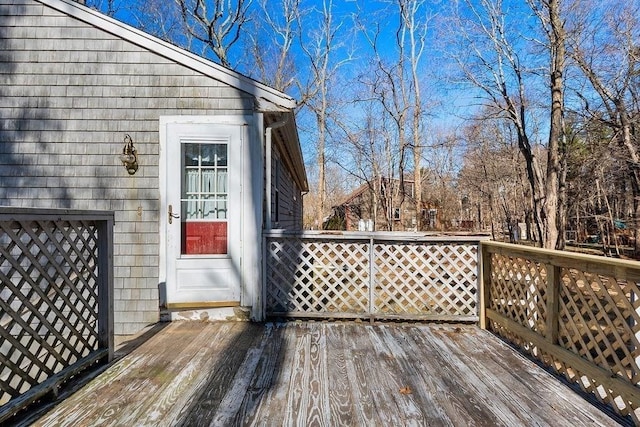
[164,122,242,305]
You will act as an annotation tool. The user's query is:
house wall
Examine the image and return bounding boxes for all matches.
[270,143,303,230]
[341,181,420,232]
[345,200,420,232]
[0,1,257,334]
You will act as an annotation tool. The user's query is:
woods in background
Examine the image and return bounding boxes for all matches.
[80,0,640,255]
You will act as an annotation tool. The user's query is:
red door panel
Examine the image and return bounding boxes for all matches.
[181,221,227,255]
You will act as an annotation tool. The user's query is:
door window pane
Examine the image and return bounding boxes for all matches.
[181,142,228,254]
[215,144,227,166]
[184,144,199,167]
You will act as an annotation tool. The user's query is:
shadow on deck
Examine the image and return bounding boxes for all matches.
[29,321,621,426]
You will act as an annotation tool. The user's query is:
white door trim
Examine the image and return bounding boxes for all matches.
[159,115,261,312]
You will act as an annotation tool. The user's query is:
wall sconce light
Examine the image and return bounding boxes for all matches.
[119,134,138,175]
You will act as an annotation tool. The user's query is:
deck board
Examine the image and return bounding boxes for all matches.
[30,321,622,426]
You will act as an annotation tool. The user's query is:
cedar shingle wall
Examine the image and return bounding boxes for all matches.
[0,1,254,334]
[270,144,303,230]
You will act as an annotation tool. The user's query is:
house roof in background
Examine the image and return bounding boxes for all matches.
[339,182,371,206]
[337,177,416,207]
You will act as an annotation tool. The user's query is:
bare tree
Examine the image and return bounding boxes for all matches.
[458,114,531,240]
[567,0,640,250]
[356,3,415,230]
[399,0,430,231]
[175,0,252,67]
[303,164,348,229]
[82,0,118,15]
[128,0,193,49]
[423,132,463,230]
[83,0,233,61]
[340,105,395,230]
[527,0,568,249]
[297,0,351,230]
[247,0,300,92]
[446,0,567,248]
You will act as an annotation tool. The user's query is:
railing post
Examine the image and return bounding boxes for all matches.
[96,216,114,362]
[368,236,375,320]
[634,279,640,371]
[545,263,560,344]
[479,242,491,329]
[260,233,268,321]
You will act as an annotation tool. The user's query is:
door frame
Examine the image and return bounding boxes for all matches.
[159,115,264,318]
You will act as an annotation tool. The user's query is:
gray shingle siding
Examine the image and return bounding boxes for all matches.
[270,145,303,230]
[0,1,256,334]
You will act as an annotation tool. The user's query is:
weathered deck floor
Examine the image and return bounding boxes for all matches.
[32,321,620,426]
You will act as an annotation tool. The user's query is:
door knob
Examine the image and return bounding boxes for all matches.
[168,204,180,224]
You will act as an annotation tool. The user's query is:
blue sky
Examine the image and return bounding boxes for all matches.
[84,0,558,189]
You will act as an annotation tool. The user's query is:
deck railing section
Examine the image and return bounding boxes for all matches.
[480,241,640,423]
[0,208,114,423]
[264,231,487,321]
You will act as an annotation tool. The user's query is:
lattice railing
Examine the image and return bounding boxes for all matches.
[480,241,640,424]
[264,231,486,321]
[0,208,113,423]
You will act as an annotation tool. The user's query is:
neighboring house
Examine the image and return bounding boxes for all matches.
[326,177,438,232]
[0,0,308,334]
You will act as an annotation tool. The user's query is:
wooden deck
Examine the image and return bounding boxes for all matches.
[30,321,620,426]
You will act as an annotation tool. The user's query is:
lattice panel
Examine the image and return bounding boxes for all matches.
[485,242,640,424]
[558,268,640,386]
[488,318,538,355]
[265,238,370,315]
[538,347,640,424]
[0,219,100,407]
[374,243,477,316]
[488,253,547,333]
[490,317,640,424]
[265,236,481,320]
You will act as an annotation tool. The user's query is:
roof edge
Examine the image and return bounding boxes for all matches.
[36,0,297,111]
[267,112,308,192]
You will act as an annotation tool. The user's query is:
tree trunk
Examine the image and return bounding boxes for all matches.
[317,113,326,230]
[542,0,566,250]
[414,155,422,231]
[556,132,568,250]
[516,130,546,246]
[617,105,640,253]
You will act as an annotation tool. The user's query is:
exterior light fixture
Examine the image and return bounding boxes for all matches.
[119,134,138,175]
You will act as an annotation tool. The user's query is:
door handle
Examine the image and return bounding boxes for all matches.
[168,204,180,224]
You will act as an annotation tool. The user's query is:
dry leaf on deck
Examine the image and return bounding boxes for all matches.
[399,386,412,395]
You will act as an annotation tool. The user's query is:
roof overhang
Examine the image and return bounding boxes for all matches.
[266,112,309,193]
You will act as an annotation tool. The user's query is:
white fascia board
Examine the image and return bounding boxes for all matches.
[36,0,297,112]
[281,114,309,192]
